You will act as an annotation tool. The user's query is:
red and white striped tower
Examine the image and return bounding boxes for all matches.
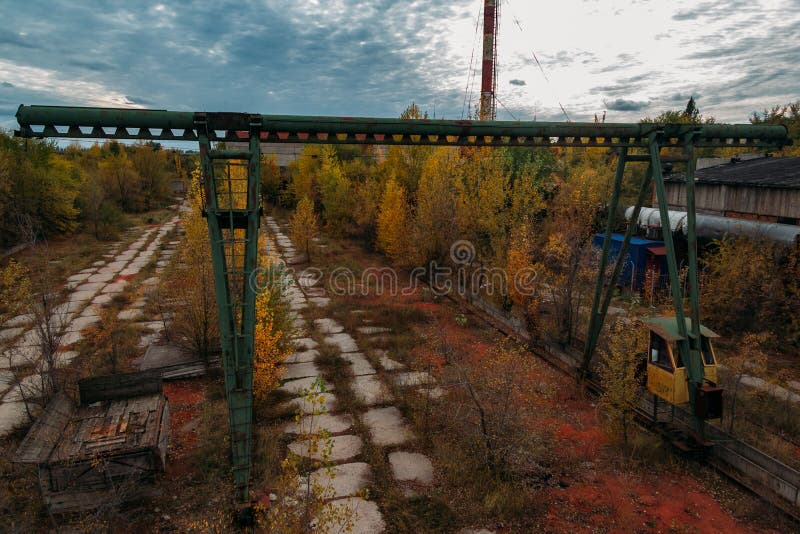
[479,0,499,120]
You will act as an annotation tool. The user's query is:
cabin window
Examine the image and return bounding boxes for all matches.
[672,343,685,368]
[650,333,672,370]
[701,336,715,365]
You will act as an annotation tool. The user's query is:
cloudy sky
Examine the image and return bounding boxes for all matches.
[0,0,798,132]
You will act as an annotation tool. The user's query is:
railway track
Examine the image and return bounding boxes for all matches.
[437,287,800,523]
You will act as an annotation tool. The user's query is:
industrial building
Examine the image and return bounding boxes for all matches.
[663,154,800,225]
[626,155,800,245]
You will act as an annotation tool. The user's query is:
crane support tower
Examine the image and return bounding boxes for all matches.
[15,104,790,505]
[480,0,499,120]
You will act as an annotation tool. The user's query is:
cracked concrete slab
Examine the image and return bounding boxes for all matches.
[67,315,100,332]
[67,290,96,303]
[88,272,115,283]
[67,272,92,283]
[351,375,391,406]
[283,349,319,364]
[102,281,128,294]
[318,497,385,534]
[92,294,113,306]
[301,462,372,500]
[281,393,338,415]
[284,413,353,435]
[361,406,414,447]
[2,373,43,402]
[118,308,144,321]
[75,281,105,293]
[388,451,434,485]
[314,318,344,334]
[278,376,335,396]
[340,353,376,376]
[3,314,33,328]
[324,332,359,353]
[282,361,321,381]
[288,434,363,462]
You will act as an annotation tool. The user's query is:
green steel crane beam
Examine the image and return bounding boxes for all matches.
[14,104,791,504]
[15,104,789,148]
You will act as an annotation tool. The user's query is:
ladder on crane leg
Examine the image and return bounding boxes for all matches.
[195,113,262,505]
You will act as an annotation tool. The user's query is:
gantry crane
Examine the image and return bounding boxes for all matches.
[14,104,790,504]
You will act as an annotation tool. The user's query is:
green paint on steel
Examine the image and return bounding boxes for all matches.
[14,103,793,501]
[582,156,654,373]
[195,113,260,503]
[15,105,791,148]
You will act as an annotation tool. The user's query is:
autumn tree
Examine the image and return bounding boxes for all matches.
[130,143,170,210]
[290,196,319,261]
[700,236,771,335]
[3,242,72,414]
[454,147,510,266]
[99,143,141,212]
[288,145,323,206]
[351,173,384,246]
[0,132,80,246]
[414,148,460,265]
[379,102,433,194]
[162,172,219,361]
[376,177,412,266]
[259,153,282,205]
[597,318,648,444]
[318,146,351,233]
[0,260,31,325]
[533,153,607,347]
[505,223,539,325]
[77,169,125,240]
[641,96,714,125]
[85,305,138,375]
[253,272,289,402]
[750,100,800,155]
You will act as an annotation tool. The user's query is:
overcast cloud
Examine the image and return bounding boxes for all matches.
[0,0,798,132]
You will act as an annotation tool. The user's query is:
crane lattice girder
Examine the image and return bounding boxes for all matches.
[14,105,790,149]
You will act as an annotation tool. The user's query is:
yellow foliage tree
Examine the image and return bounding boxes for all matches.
[455,147,510,264]
[533,155,606,347]
[414,147,459,264]
[380,102,433,193]
[288,145,322,205]
[376,177,411,265]
[597,318,648,444]
[505,223,539,328]
[0,260,31,325]
[318,146,351,232]
[253,288,288,402]
[290,196,319,261]
[351,173,384,245]
[162,169,219,361]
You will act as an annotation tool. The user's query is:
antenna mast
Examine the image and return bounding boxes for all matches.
[479,0,499,120]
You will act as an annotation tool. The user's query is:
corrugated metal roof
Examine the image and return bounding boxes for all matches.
[664,156,800,189]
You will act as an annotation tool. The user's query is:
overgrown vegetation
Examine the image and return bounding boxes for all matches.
[0,132,185,248]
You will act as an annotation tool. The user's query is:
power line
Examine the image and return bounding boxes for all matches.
[502,0,572,121]
[461,3,484,119]
[495,95,519,121]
